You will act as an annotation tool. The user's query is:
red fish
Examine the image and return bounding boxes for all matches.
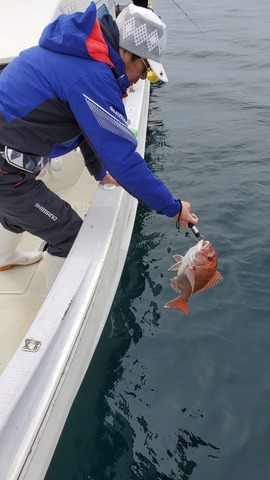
[164,240,223,314]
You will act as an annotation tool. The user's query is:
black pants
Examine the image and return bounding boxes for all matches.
[0,155,83,257]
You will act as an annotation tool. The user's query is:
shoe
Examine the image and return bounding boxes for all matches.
[0,224,43,271]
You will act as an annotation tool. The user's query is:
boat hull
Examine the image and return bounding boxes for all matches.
[0,0,150,477]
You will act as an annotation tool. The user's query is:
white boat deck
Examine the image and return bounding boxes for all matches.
[0,151,97,375]
[0,0,119,377]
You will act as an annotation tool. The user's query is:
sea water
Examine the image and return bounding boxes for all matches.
[46,1,270,478]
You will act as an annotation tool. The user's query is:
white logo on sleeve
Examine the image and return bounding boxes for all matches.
[83,94,137,145]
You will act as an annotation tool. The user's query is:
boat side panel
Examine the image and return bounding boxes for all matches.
[0,79,150,480]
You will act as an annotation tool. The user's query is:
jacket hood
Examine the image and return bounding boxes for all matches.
[39,2,130,93]
[40,2,108,61]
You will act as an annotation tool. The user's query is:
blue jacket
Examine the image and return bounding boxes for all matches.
[0,2,180,217]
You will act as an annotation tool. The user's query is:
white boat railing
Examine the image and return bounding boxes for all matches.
[0,0,152,476]
[0,78,150,479]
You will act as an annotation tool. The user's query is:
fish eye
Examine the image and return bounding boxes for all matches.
[207,254,213,261]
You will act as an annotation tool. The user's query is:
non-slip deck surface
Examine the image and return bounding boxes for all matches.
[0,156,98,374]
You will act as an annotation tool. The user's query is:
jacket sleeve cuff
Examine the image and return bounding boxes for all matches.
[157,199,182,217]
[95,167,107,181]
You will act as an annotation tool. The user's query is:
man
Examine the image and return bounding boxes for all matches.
[0,3,198,288]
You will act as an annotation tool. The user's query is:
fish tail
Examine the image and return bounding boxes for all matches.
[164,296,188,315]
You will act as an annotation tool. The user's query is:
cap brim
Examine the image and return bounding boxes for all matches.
[148,59,168,83]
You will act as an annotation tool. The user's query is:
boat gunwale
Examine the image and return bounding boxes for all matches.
[0,77,150,479]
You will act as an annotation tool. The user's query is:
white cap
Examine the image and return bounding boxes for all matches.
[116,4,168,82]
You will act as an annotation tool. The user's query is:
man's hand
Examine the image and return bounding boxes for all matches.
[99,172,119,186]
[173,201,198,229]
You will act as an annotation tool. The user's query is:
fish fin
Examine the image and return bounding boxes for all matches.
[169,255,184,271]
[196,270,223,293]
[173,254,184,263]
[164,296,188,315]
[171,277,181,293]
[185,265,196,292]
[169,261,182,271]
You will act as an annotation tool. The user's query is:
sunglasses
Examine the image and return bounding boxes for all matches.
[141,58,160,83]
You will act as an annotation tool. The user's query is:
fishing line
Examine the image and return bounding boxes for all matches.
[170,0,206,37]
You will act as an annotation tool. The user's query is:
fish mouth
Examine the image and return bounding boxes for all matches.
[193,239,210,263]
[198,239,210,251]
